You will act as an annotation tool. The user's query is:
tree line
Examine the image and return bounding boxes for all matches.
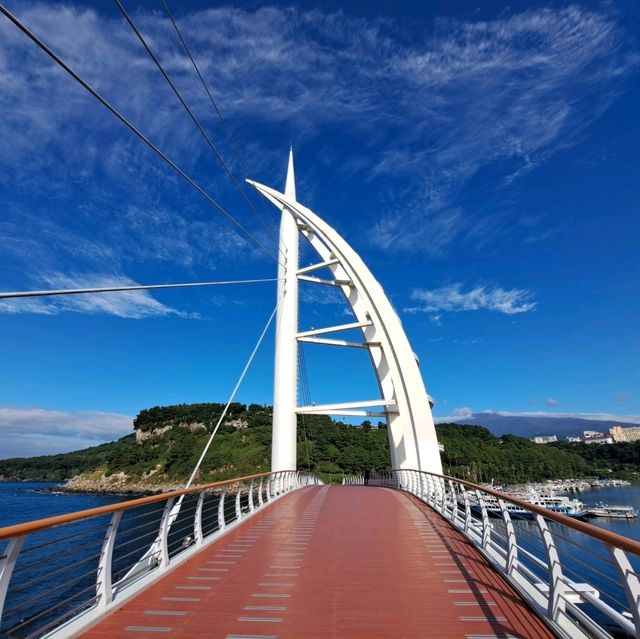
[1,403,638,484]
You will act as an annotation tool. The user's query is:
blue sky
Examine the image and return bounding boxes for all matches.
[0,0,639,457]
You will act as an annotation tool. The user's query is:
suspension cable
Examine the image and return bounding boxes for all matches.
[184,302,278,488]
[0,3,281,265]
[113,0,281,251]
[0,277,279,299]
[297,342,316,472]
[160,0,280,229]
[297,344,312,472]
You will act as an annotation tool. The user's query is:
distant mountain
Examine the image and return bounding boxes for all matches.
[442,413,640,440]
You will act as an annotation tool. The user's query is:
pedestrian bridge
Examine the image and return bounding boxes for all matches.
[0,32,637,634]
[1,470,639,639]
[81,485,553,639]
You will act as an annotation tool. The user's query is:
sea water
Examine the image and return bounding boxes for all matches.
[0,481,129,528]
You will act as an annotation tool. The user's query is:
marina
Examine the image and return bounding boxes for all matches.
[469,481,639,521]
[467,489,587,519]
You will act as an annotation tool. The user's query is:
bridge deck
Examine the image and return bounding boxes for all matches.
[82,486,553,638]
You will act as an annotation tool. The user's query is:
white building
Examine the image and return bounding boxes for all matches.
[583,432,613,445]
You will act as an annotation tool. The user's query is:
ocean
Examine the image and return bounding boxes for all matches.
[0,481,130,528]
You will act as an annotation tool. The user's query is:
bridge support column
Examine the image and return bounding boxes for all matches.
[272,148,299,472]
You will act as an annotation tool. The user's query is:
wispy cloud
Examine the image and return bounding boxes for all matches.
[0,273,200,319]
[406,283,536,316]
[367,7,637,254]
[1,3,634,267]
[0,406,133,458]
[545,397,560,407]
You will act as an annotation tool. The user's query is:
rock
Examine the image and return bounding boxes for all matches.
[62,469,182,495]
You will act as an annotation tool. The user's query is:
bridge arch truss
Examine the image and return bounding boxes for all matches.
[249,175,443,474]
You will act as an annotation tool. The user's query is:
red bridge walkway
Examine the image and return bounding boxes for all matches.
[82,486,554,639]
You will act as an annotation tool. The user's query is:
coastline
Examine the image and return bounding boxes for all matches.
[0,475,181,497]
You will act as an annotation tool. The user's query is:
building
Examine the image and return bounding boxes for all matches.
[583,431,613,445]
[609,425,640,443]
[566,436,581,443]
[531,435,558,444]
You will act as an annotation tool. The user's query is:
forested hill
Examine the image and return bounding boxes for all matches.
[0,403,637,489]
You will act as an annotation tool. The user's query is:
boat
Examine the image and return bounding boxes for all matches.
[464,490,587,519]
[586,503,638,519]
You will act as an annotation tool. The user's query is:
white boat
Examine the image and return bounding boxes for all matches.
[586,503,638,519]
[465,491,587,518]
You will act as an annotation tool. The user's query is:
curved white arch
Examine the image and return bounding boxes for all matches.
[249,178,443,474]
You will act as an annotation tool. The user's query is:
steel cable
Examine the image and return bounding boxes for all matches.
[113,0,282,255]
[0,277,279,299]
[160,0,281,230]
[0,3,281,265]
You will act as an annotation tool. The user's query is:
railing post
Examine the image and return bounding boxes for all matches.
[426,474,435,505]
[97,511,122,608]
[448,480,458,522]
[194,490,205,545]
[610,545,640,635]
[158,497,175,569]
[417,472,426,499]
[218,488,227,531]
[235,483,243,520]
[248,480,255,512]
[266,476,273,501]
[476,490,491,550]
[535,514,566,620]
[274,472,281,496]
[498,499,517,576]
[463,488,472,534]
[0,535,25,624]
[438,477,446,512]
[258,477,264,506]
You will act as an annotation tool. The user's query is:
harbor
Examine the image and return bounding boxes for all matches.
[477,479,638,520]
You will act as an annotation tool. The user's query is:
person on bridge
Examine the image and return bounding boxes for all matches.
[364,468,371,485]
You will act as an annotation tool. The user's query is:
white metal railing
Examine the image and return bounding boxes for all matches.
[351,469,640,639]
[0,470,320,639]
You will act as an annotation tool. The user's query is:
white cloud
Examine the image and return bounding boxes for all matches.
[406,283,536,315]
[0,2,634,267]
[545,397,560,407]
[0,272,200,319]
[367,7,636,254]
[0,407,133,458]
[452,407,473,418]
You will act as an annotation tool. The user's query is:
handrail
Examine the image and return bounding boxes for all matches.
[0,470,318,639]
[0,471,278,539]
[436,472,640,556]
[360,468,640,639]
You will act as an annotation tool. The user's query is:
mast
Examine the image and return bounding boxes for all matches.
[271,147,299,472]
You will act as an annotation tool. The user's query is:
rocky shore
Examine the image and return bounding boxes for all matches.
[61,469,182,495]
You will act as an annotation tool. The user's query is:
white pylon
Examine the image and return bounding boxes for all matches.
[271,147,299,472]
[249,151,443,475]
